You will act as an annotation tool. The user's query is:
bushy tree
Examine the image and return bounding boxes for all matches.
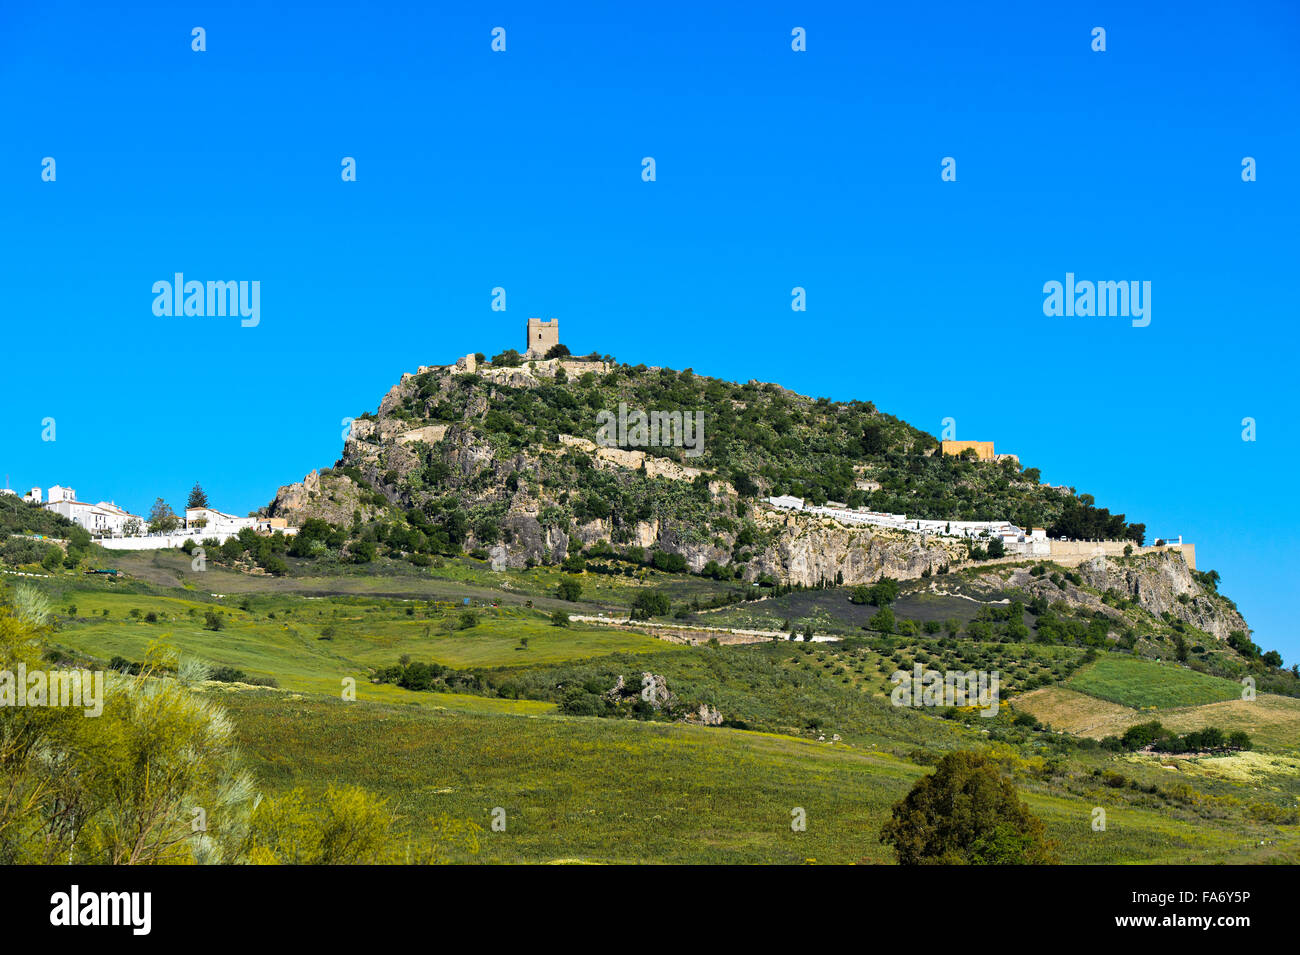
[880,751,1057,865]
[490,349,523,367]
[241,786,395,865]
[148,498,179,534]
[631,591,671,620]
[731,470,760,497]
[869,577,899,606]
[867,607,896,633]
[0,611,254,864]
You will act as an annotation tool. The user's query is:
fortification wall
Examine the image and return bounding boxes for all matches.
[1048,540,1131,560]
[1046,539,1196,569]
[941,440,995,461]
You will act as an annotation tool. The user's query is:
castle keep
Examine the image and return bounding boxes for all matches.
[526,317,559,357]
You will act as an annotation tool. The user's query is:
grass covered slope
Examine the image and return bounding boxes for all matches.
[217,690,1300,864]
[30,560,1300,864]
[43,586,674,698]
[1066,655,1245,709]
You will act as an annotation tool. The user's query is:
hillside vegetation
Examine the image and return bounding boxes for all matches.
[264,356,1146,586]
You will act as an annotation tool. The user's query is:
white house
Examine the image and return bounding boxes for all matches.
[23,487,42,503]
[94,501,142,536]
[44,497,93,529]
[44,489,144,538]
[185,507,257,536]
[768,495,805,511]
[47,485,76,504]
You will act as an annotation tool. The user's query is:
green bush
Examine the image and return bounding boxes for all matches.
[630,591,671,620]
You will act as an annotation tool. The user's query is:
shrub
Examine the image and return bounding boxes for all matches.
[631,591,671,620]
[490,349,524,367]
[867,607,896,634]
[880,751,1057,864]
[650,551,688,574]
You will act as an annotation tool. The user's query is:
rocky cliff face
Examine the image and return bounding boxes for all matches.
[750,515,965,587]
[972,552,1249,642]
[267,469,375,526]
[1077,552,1248,641]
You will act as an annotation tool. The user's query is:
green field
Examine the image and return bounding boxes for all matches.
[22,565,1300,864]
[45,587,675,699]
[1066,655,1244,709]
[215,690,1299,864]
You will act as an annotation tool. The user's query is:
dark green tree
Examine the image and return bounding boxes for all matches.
[187,483,209,510]
[880,751,1057,865]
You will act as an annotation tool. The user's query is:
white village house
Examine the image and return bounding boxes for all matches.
[184,506,259,536]
[41,486,144,538]
[21,483,294,548]
[767,496,1052,557]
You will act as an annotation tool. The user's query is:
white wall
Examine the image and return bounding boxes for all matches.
[99,531,242,551]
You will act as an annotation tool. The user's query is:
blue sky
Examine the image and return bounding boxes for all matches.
[2,1,1297,660]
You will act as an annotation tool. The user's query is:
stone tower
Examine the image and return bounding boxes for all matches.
[526,317,559,357]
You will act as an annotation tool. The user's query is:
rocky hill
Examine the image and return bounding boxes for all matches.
[265,349,1215,620]
[953,552,1250,644]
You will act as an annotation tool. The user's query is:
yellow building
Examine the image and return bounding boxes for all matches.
[941,440,996,462]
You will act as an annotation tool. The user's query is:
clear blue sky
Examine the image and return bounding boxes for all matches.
[2,1,1296,660]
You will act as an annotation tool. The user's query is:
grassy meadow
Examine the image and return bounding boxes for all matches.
[1065,654,1244,709]
[216,690,1300,864]
[23,557,1300,864]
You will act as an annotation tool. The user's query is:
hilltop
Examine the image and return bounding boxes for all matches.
[246,344,1271,661]
[266,350,1146,579]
